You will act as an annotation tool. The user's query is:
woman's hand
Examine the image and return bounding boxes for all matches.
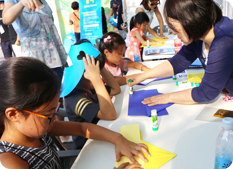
[83,54,100,82]
[114,135,150,164]
[142,93,171,106]
[113,163,143,169]
[20,0,41,11]
[126,73,146,86]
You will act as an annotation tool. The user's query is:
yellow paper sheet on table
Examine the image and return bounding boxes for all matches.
[141,42,166,48]
[116,124,144,168]
[116,124,177,169]
[141,140,177,169]
[151,37,168,41]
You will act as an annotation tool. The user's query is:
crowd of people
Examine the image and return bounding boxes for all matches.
[0,0,233,168]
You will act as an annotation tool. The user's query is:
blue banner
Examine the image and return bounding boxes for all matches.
[79,0,102,44]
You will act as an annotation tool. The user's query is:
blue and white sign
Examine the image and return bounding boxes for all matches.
[79,0,102,44]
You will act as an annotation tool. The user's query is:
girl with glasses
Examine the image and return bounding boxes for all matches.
[0,57,149,169]
[136,0,168,39]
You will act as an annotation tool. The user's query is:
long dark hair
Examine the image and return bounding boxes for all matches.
[140,0,160,11]
[164,0,222,41]
[98,32,125,56]
[130,12,149,30]
[0,57,60,133]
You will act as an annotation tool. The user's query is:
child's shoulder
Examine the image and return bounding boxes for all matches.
[0,152,28,168]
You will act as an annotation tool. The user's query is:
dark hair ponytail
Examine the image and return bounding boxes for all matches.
[98,32,125,56]
[130,12,149,30]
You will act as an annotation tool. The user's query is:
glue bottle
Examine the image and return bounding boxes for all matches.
[128,79,133,94]
[151,109,158,131]
[176,81,199,87]
[214,117,233,169]
[174,35,182,54]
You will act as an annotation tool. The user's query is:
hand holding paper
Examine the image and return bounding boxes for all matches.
[116,124,177,169]
[114,129,150,164]
[142,93,171,106]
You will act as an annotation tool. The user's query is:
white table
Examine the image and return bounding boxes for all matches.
[71,61,232,169]
[142,33,176,61]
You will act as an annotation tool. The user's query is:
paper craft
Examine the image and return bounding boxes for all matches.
[151,37,168,41]
[144,48,175,55]
[116,124,177,169]
[128,89,173,117]
[141,42,166,48]
[138,76,172,86]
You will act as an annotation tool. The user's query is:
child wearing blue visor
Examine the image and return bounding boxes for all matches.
[61,40,121,149]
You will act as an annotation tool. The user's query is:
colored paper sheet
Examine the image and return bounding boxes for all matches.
[141,42,166,48]
[116,124,144,168]
[141,140,177,169]
[138,76,172,86]
[116,124,177,169]
[128,89,173,117]
[151,37,168,41]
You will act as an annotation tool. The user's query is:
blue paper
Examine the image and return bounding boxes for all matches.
[189,58,203,68]
[137,76,172,86]
[128,89,173,117]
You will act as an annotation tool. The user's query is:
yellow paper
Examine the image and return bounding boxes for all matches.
[141,42,166,48]
[151,37,168,41]
[116,124,144,168]
[141,140,177,169]
[187,72,204,83]
[116,124,177,169]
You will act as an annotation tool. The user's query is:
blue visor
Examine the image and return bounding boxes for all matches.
[60,42,100,97]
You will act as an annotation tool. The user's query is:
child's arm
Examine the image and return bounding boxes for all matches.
[133,30,164,46]
[50,121,150,164]
[0,153,29,169]
[3,0,41,25]
[154,8,168,39]
[101,67,121,95]
[126,60,150,71]
[83,55,117,120]
[68,13,73,25]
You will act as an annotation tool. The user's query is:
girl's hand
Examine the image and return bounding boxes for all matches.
[142,93,170,106]
[83,54,100,82]
[114,135,150,164]
[158,35,168,39]
[20,0,41,11]
[126,73,145,86]
[113,163,143,169]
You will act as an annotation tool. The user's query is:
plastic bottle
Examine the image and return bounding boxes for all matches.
[176,81,199,87]
[128,79,133,94]
[133,42,141,62]
[214,117,233,169]
[174,35,182,54]
[151,109,158,131]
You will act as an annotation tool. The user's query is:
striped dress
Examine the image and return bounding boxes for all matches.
[0,134,61,169]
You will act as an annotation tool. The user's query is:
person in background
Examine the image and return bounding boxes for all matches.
[109,0,120,30]
[3,0,68,142]
[69,1,80,43]
[0,0,19,60]
[62,40,121,149]
[136,0,167,39]
[99,32,150,86]
[127,0,233,106]
[116,0,124,30]
[0,57,149,169]
[102,7,107,34]
[125,12,164,61]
